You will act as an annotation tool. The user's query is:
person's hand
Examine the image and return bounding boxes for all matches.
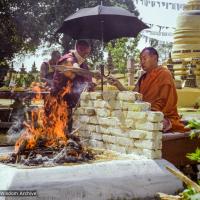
[107,76,121,87]
[106,75,127,91]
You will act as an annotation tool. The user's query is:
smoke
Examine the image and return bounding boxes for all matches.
[6,104,28,144]
[72,81,89,95]
[7,119,25,145]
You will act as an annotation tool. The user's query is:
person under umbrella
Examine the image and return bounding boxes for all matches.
[56,5,149,90]
[52,40,101,132]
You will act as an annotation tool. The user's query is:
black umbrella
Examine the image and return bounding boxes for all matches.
[56,5,148,91]
[57,5,148,42]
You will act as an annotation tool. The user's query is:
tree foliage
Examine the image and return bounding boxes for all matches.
[149,38,172,62]
[105,36,140,73]
[0,0,139,65]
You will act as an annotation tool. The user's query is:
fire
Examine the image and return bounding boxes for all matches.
[15,80,73,153]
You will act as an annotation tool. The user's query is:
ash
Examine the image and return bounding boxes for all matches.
[2,134,94,167]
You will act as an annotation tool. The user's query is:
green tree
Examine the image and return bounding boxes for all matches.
[0,0,139,65]
[105,36,140,73]
[0,0,50,64]
[149,38,173,62]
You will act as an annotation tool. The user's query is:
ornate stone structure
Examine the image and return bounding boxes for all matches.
[172,0,200,60]
[171,0,200,88]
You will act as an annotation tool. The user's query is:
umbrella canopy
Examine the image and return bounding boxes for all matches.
[57,5,149,42]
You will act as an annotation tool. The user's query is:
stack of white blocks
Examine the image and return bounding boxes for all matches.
[73,91,164,159]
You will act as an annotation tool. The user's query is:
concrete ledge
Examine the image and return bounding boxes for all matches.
[0,159,183,200]
[162,132,200,167]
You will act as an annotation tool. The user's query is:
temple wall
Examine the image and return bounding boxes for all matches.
[73,91,163,159]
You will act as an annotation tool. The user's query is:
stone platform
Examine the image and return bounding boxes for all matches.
[0,147,183,200]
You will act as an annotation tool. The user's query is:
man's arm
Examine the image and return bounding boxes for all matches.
[107,76,128,91]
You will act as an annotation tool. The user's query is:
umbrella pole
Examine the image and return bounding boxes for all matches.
[100,64,104,92]
[100,19,104,92]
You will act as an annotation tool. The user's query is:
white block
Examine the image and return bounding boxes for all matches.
[128,130,146,139]
[102,135,116,144]
[85,108,96,116]
[107,127,128,137]
[115,136,134,147]
[111,110,127,120]
[75,107,95,116]
[87,125,97,132]
[94,100,112,109]
[89,92,103,100]
[134,139,162,150]
[135,122,163,131]
[79,116,90,123]
[117,91,136,102]
[90,132,103,141]
[106,143,126,154]
[80,100,94,107]
[108,100,124,110]
[127,102,151,111]
[79,123,88,131]
[78,130,91,138]
[98,117,120,127]
[128,130,162,140]
[89,116,99,124]
[80,92,90,100]
[102,91,118,100]
[143,149,162,159]
[126,147,143,155]
[127,111,147,120]
[74,107,85,115]
[125,119,135,129]
[144,131,158,140]
[96,126,110,134]
[96,108,111,117]
[89,140,104,148]
[147,111,164,122]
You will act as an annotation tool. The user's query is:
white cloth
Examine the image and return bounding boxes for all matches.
[73,50,85,65]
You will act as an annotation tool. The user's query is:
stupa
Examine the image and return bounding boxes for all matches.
[172,0,200,60]
[171,0,200,88]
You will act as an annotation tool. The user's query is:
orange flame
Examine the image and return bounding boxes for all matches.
[15,80,72,153]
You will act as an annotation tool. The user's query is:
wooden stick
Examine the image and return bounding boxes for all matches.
[72,84,88,116]
[15,154,19,164]
[157,192,182,200]
[80,139,90,144]
[166,166,200,193]
[23,121,31,129]
[70,127,80,135]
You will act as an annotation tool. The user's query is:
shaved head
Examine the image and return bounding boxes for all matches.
[75,40,91,59]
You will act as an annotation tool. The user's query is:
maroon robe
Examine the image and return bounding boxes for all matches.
[53,52,93,108]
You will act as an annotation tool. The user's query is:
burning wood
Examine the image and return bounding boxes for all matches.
[1,80,94,166]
